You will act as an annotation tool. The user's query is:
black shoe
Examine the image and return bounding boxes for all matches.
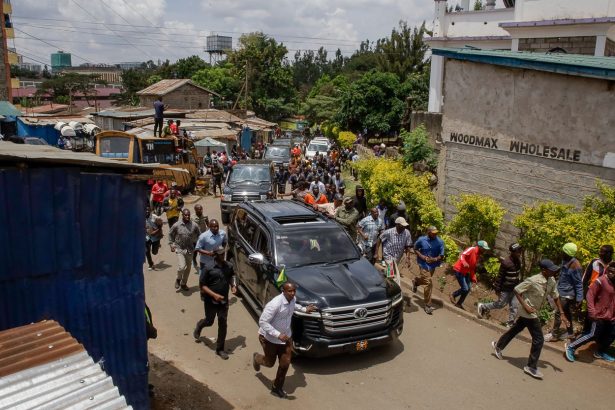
[180,284,189,291]
[424,305,434,315]
[216,350,229,360]
[271,386,288,398]
[252,353,260,372]
[174,279,180,290]
[193,326,201,342]
[455,303,465,310]
[412,279,418,293]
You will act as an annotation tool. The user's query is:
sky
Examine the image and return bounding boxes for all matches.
[11,0,437,67]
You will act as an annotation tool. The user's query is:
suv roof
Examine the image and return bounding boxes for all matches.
[232,159,272,166]
[240,200,328,226]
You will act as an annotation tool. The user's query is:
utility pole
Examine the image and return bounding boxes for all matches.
[244,60,249,110]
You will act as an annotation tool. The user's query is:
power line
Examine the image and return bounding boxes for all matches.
[11,15,361,44]
[13,27,94,63]
[68,0,154,60]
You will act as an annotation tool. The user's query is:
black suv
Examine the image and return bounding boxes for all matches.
[228,200,404,357]
[263,145,290,171]
[220,160,275,224]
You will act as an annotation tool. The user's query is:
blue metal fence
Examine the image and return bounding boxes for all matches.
[0,166,149,409]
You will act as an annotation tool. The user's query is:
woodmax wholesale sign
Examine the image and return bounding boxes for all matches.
[448,132,582,163]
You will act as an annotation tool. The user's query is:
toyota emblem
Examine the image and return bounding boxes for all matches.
[353,307,368,319]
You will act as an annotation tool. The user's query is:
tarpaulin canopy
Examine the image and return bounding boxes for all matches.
[194,136,227,157]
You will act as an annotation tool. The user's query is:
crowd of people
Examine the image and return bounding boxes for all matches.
[145,134,615,397]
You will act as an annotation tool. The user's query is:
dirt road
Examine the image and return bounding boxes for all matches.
[145,195,615,409]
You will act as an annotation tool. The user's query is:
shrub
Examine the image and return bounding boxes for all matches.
[401,125,436,170]
[338,131,356,148]
[481,256,501,285]
[441,233,460,265]
[447,194,506,247]
[354,158,443,238]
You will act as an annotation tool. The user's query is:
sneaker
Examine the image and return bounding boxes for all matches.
[564,342,576,362]
[193,326,201,342]
[148,266,153,271]
[449,292,457,305]
[216,350,229,360]
[424,305,433,315]
[544,332,556,342]
[477,303,485,318]
[174,279,180,290]
[412,279,418,293]
[491,341,503,360]
[503,321,514,328]
[593,351,615,363]
[252,353,260,372]
[271,386,288,399]
[455,303,465,311]
[523,366,543,379]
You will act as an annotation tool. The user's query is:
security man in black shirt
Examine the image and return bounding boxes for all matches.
[193,246,237,360]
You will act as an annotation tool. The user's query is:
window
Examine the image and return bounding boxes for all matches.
[256,229,270,259]
[235,211,258,247]
[99,137,130,159]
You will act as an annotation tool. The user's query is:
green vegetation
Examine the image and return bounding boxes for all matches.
[401,125,437,170]
[448,194,506,246]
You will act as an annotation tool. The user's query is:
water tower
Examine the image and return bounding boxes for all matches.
[205,34,232,65]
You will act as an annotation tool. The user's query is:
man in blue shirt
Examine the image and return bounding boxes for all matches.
[196,219,227,271]
[153,96,166,138]
[412,226,445,315]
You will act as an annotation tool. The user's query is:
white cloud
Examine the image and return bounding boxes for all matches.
[11,0,433,65]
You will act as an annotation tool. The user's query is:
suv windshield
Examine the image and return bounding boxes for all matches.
[265,147,290,159]
[275,228,359,268]
[229,166,270,183]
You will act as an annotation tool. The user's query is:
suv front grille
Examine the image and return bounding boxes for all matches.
[321,300,392,335]
[231,193,260,202]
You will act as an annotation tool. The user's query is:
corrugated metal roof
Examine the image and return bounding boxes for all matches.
[0,321,131,409]
[0,101,23,117]
[432,48,615,80]
[0,142,158,171]
[185,108,243,123]
[19,116,94,127]
[136,79,220,97]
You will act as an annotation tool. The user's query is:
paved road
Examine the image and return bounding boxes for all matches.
[145,196,614,410]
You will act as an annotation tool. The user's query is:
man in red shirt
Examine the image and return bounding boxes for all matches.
[450,240,490,309]
[151,180,168,215]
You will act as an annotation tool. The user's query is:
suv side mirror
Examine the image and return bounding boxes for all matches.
[249,253,265,265]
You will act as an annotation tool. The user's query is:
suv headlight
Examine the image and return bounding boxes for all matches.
[222,194,232,201]
[260,194,267,200]
[391,293,403,307]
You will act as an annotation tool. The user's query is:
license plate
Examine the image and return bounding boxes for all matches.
[356,340,368,351]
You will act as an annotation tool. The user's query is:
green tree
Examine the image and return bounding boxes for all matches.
[374,21,429,82]
[401,125,436,169]
[399,66,430,111]
[473,0,484,10]
[335,70,404,134]
[191,63,242,104]
[227,32,297,120]
[10,64,40,79]
[37,73,106,109]
[113,67,154,106]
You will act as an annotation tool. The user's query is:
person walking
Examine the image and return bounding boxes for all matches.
[150,180,167,215]
[450,241,490,310]
[153,96,166,138]
[195,219,227,271]
[334,197,360,240]
[163,190,183,228]
[145,206,163,271]
[565,262,615,363]
[168,209,200,291]
[357,207,384,264]
[477,243,523,326]
[412,226,445,315]
[491,259,569,379]
[377,217,413,268]
[545,243,583,341]
[352,185,368,219]
[193,247,237,360]
[192,204,209,270]
[211,159,224,197]
[252,282,317,398]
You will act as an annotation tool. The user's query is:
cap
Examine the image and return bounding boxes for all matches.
[395,217,409,227]
[562,242,577,257]
[477,240,490,250]
[509,243,523,252]
[397,202,406,211]
[539,259,560,272]
[427,226,439,234]
[380,143,386,148]
[343,196,354,205]
[214,246,226,255]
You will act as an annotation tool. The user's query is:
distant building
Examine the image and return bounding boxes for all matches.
[51,50,72,72]
[19,62,42,74]
[116,61,145,70]
[427,0,615,113]
[60,65,122,85]
[136,79,220,110]
[1,0,15,100]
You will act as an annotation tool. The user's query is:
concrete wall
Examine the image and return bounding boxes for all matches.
[515,0,615,22]
[140,84,211,110]
[410,111,443,149]
[439,59,615,248]
[519,36,597,54]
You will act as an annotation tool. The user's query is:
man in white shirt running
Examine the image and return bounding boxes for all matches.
[252,282,316,398]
